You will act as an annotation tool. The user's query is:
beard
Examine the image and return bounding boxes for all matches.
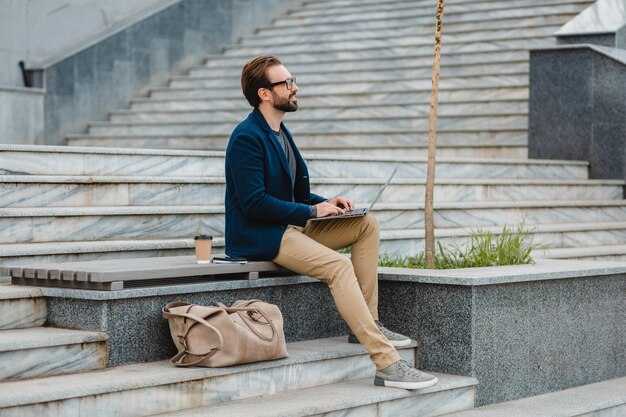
[271,91,298,112]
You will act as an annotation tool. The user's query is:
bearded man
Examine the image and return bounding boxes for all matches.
[224,55,438,390]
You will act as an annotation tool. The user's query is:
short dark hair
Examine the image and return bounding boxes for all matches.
[241,55,283,108]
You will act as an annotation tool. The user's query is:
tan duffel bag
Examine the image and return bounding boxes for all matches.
[162,299,288,367]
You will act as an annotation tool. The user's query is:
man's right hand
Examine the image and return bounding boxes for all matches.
[315,201,346,217]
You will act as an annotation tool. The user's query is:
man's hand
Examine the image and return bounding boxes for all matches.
[328,196,354,211]
[315,196,355,217]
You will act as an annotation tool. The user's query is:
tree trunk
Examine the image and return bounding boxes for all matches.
[424,0,445,268]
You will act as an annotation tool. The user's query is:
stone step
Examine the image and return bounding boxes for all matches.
[4,173,614,209]
[110,101,528,124]
[3,197,626,244]
[539,244,626,262]
[269,3,588,29]
[0,337,419,417]
[223,29,557,57]
[193,50,532,76]
[0,284,46,330]
[174,63,530,88]
[148,374,476,417]
[0,239,197,267]
[203,41,545,69]
[0,144,544,178]
[131,87,529,111]
[288,0,588,18]
[254,13,578,39]
[66,132,528,152]
[253,6,585,37]
[0,144,225,177]
[0,327,108,382]
[88,115,528,136]
[65,135,528,158]
[379,221,626,256]
[240,22,565,48]
[151,73,529,100]
[442,376,626,417]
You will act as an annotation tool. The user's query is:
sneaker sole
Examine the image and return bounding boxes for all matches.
[348,336,413,347]
[388,338,412,347]
[374,376,439,390]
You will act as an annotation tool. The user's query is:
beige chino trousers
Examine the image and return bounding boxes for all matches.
[272,214,401,370]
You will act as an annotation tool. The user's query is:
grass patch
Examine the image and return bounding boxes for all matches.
[379,222,535,269]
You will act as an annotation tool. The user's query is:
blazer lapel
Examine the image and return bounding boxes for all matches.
[252,109,291,180]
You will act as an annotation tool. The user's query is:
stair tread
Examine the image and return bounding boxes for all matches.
[540,244,626,258]
[149,374,477,417]
[0,327,108,352]
[0,336,416,408]
[442,376,626,417]
[0,283,43,300]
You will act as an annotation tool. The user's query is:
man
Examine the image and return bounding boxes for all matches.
[225,55,438,390]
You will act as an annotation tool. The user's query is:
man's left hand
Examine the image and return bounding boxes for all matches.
[328,196,354,211]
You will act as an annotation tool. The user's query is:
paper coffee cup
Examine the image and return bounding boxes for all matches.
[194,235,213,264]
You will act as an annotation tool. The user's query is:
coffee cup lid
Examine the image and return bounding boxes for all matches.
[194,235,213,240]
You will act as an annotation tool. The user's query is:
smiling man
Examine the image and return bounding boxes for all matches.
[224,55,438,390]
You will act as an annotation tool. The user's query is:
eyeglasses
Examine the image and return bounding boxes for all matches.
[268,76,297,90]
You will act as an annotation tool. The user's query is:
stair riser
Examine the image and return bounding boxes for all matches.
[0,213,221,243]
[270,4,587,28]
[89,116,529,136]
[112,101,528,123]
[0,152,223,177]
[63,138,528,158]
[0,247,195,268]
[204,40,545,68]
[0,350,414,417]
[225,29,555,56]
[0,343,107,382]
[245,21,564,46]
[132,87,529,111]
[380,229,626,256]
[196,51,530,75]
[308,386,474,417]
[0,182,224,207]
[377,205,626,229]
[252,9,584,37]
[2,177,610,209]
[151,76,529,99]
[290,0,588,17]
[4,203,626,244]
[174,63,529,88]
[255,13,577,38]
[0,298,46,330]
[1,150,556,177]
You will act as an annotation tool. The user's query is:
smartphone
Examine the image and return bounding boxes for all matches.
[212,256,248,264]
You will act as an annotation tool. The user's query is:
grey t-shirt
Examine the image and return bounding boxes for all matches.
[273,128,317,218]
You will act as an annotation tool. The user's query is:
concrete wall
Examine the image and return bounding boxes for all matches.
[528,45,626,186]
[0,87,44,145]
[37,0,295,146]
[0,0,173,87]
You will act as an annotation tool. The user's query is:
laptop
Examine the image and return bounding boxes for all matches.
[309,167,398,222]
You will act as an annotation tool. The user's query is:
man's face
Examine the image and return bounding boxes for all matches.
[266,64,298,112]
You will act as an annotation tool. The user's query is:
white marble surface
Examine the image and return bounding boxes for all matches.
[0,297,46,330]
[0,337,417,417]
[557,0,626,35]
[153,376,476,417]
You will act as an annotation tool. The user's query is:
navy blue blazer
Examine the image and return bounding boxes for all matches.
[224,109,327,260]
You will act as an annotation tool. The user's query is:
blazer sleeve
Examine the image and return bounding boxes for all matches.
[227,133,312,226]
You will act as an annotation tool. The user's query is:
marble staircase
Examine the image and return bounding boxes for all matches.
[2,143,626,265]
[5,0,626,265]
[0,335,478,417]
[0,284,108,381]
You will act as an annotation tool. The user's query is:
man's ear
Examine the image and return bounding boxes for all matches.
[257,87,271,103]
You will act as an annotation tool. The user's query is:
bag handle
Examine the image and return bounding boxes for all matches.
[215,300,277,342]
[162,306,225,367]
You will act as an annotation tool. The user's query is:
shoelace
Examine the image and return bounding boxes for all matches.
[398,360,422,378]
